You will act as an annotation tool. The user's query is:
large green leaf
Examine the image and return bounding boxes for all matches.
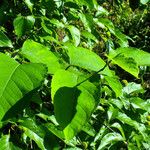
[0,53,46,120]
[21,40,61,74]
[64,44,112,76]
[0,135,21,150]
[0,31,13,48]
[107,53,139,78]
[13,15,35,37]
[110,47,150,66]
[51,69,78,100]
[51,69,98,140]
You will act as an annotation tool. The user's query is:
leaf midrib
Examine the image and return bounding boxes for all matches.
[0,64,20,103]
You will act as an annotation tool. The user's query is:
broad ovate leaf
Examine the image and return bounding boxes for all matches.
[51,69,98,140]
[21,40,61,74]
[65,44,112,76]
[107,53,139,78]
[0,53,46,120]
[0,31,13,48]
[110,47,150,66]
[13,15,35,37]
[67,25,80,46]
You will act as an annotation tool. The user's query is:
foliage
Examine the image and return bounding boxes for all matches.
[0,0,150,149]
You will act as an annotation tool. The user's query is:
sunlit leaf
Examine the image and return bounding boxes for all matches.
[13,15,35,37]
[110,47,150,66]
[105,75,122,97]
[0,53,46,120]
[0,31,13,48]
[64,44,112,76]
[0,135,21,150]
[97,132,124,150]
[21,40,61,74]
[107,53,139,78]
[67,25,80,46]
[51,69,98,140]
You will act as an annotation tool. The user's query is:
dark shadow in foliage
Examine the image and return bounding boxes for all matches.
[54,87,81,129]
[2,90,36,121]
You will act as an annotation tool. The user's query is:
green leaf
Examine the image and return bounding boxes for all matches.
[81,31,98,43]
[13,15,35,37]
[0,31,13,48]
[111,123,126,140]
[0,53,46,120]
[97,132,124,150]
[79,13,93,32]
[140,0,149,4]
[51,69,78,100]
[117,112,140,129]
[21,39,61,74]
[24,0,34,12]
[0,135,21,150]
[65,44,112,76]
[107,53,139,78]
[105,75,122,97]
[94,18,115,33]
[82,123,96,137]
[114,29,129,47]
[110,47,150,66]
[19,118,46,150]
[51,70,98,140]
[129,97,150,112]
[123,82,144,95]
[75,0,96,9]
[45,123,65,140]
[67,25,80,46]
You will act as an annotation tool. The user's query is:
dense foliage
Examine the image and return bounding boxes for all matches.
[0,0,150,149]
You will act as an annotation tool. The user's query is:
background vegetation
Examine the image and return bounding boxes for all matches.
[0,0,150,149]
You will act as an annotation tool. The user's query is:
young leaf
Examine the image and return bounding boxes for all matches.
[97,132,124,150]
[105,75,122,97]
[0,31,13,48]
[67,25,80,46]
[21,40,61,74]
[0,53,47,120]
[24,0,34,12]
[140,0,149,4]
[13,15,35,37]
